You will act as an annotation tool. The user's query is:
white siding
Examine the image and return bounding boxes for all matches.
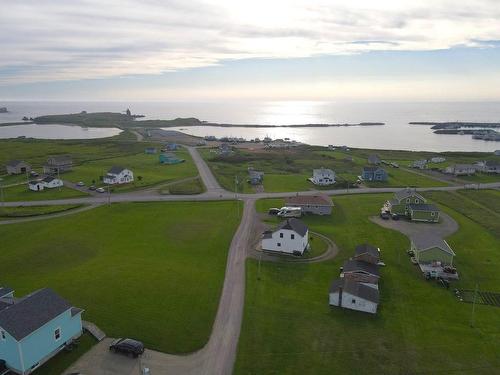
[262,229,309,255]
[103,169,134,184]
[329,291,377,314]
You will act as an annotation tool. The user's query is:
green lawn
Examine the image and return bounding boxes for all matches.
[161,177,205,195]
[0,201,242,353]
[2,183,88,202]
[235,194,500,374]
[63,150,198,192]
[35,333,96,375]
[0,204,83,219]
[201,146,448,193]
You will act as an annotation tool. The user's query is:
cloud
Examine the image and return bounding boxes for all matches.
[1,0,500,84]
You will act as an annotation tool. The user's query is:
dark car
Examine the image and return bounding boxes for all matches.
[109,338,144,357]
[88,185,96,191]
[380,211,390,220]
[391,213,400,220]
[268,208,281,215]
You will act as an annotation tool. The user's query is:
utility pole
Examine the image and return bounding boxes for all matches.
[257,248,263,281]
[234,175,239,218]
[470,283,479,327]
[107,183,111,205]
[0,177,4,212]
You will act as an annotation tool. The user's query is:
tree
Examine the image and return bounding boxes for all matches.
[137,176,143,181]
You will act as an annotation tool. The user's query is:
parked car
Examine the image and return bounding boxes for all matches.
[88,185,96,191]
[268,208,281,215]
[30,171,39,177]
[96,187,105,193]
[391,214,400,220]
[109,338,144,357]
[277,207,302,218]
[380,211,390,220]
[77,181,85,187]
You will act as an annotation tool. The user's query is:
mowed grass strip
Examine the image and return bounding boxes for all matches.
[0,201,242,353]
[235,194,500,375]
[0,204,83,219]
[2,183,88,202]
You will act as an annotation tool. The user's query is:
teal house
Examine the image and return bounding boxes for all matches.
[388,188,440,222]
[159,153,185,165]
[0,287,83,375]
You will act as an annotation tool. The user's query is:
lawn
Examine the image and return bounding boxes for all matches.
[201,146,448,193]
[2,183,88,202]
[0,201,242,354]
[35,333,96,375]
[235,194,500,375]
[0,204,82,219]
[63,149,198,192]
[0,137,198,194]
[161,177,205,195]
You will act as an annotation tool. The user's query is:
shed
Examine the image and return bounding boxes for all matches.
[342,260,380,284]
[5,160,31,175]
[411,234,455,266]
[329,278,379,314]
[352,244,380,264]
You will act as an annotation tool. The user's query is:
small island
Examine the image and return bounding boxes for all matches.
[30,111,384,129]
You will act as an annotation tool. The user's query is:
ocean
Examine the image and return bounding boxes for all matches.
[1,101,499,152]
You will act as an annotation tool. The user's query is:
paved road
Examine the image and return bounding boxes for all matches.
[186,146,224,193]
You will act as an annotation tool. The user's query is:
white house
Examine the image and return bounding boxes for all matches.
[430,157,446,163]
[329,278,379,314]
[103,166,134,185]
[495,150,500,156]
[28,180,44,192]
[261,218,309,255]
[310,168,335,186]
[444,164,476,176]
[41,176,63,189]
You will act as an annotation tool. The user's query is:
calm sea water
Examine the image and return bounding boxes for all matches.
[0,101,499,152]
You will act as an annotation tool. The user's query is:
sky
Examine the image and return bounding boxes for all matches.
[1,0,500,101]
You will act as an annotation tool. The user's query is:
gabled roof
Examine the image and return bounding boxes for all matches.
[107,166,127,175]
[363,166,385,173]
[329,278,379,303]
[0,288,73,341]
[343,259,380,277]
[354,243,379,258]
[29,180,42,185]
[411,234,455,255]
[6,160,26,167]
[394,188,425,202]
[313,168,334,175]
[408,203,439,212]
[276,218,308,237]
[452,164,476,169]
[285,195,333,207]
[42,176,57,183]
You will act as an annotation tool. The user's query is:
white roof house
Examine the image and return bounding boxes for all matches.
[430,157,446,163]
[310,168,335,186]
[262,218,309,255]
[329,278,379,314]
[103,166,134,185]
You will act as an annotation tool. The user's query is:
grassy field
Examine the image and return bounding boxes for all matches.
[161,177,205,195]
[2,183,88,202]
[201,146,448,193]
[0,137,198,194]
[0,204,82,219]
[235,194,500,375]
[0,201,242,354]
[36,333,96,375]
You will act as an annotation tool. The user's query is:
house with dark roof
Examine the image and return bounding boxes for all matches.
[476,160,500,174]
[285,194,333,215]
[261,218,309,255]
[352,244,380,265]
[43,155,73,174]
[28,180,44,192]
[411,235,455,266]
[0,288,83,375]
[41,176,63,189]
[5,160,31,175]
[329,278,379,314]
[103,166,134,185]
[361,166,388,182]
[248,168,264,185]
[408,203,440,222]
[342,259,380,284]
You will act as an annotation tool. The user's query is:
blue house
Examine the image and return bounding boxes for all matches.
[362,166,388,182]
[164,143,179,151]
[0,287,83,375]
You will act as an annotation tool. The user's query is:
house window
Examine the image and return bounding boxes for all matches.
[277,242,281,247]
[415,199,419,203]
[1,330,6,340]
[406,198,410,203]
[280,233,284,238]
[352,299,356,304]
[291,234,295,240]
[431,212,435,216]
[54,328,61,341]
